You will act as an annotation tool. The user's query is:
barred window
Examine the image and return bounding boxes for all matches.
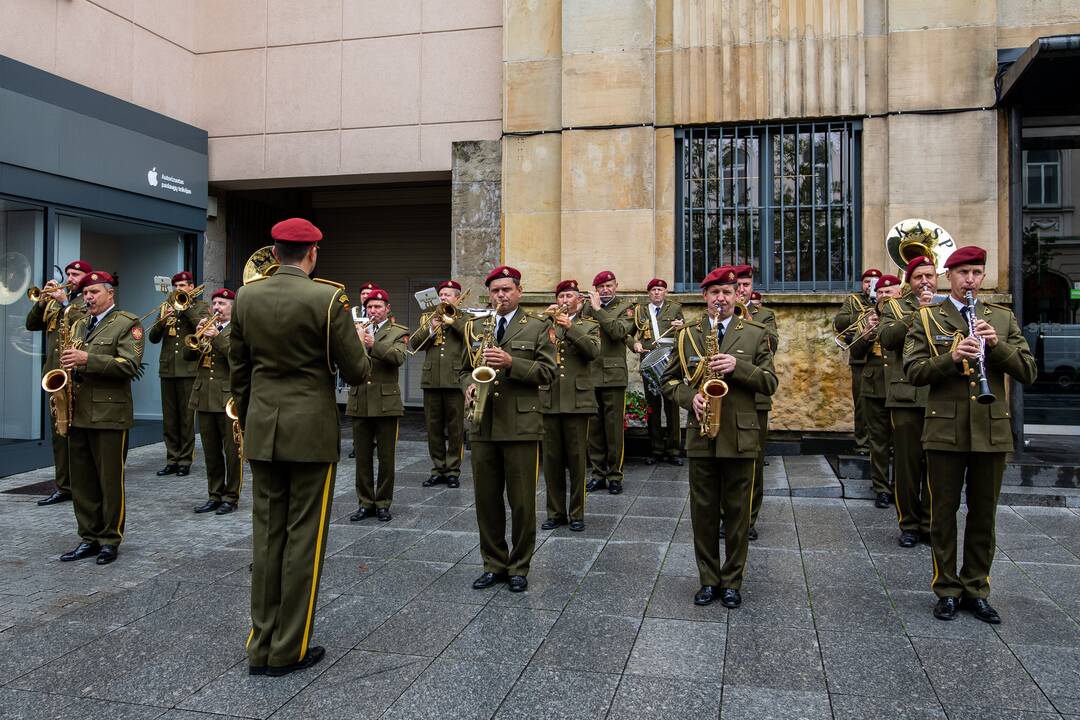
[675,121,862,292]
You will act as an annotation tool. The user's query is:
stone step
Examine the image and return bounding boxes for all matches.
[840,476,1080,508]
[1002,462,1080,488]
[830,454,870,480]
[783,456,842,498]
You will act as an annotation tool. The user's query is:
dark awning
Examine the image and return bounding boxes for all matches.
[998,35,1080,112]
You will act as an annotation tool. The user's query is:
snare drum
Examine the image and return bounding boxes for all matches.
[641,346,674,394]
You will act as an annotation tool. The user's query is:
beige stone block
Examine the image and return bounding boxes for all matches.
[504,59,561,132]
[341,125,421,173]
[268,0,342,46]
[265,130,341,178]
[654,210,675,284]
[887,26,996,111]
[422,0,501,32]
[861,117,888,207]
[503,134,561,214]
[196,0,267,53]
[197,50,267,137]
[341,36,421,128]
[0,0,57,71]
[343,0,421,38]
[208,135,265,182]
[864,35,887,116]
[655,128,674,213]
[861,204,890,273]
[888,0,994,32]
[56,0,134,101]
[421,28,502,123]
[560,210,656,287]
[505,212,562,288]
[266,43,342,133]
[562,48,655,127]
[864,0,887,36]
[562,128,654,212]
[999,0,1080,28]
[563,0,655,53]
[887,112,998,205]
[656,0,673,50]
[997,22,1080,50]
[655,50,673,126]
[134,0,195,50]
[133,29,196,125]
[421,120,502,170]
[505,0,562,61]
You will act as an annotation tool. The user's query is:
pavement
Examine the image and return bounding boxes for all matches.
[1,437,1079,720]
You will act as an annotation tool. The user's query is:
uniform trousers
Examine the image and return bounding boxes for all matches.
[750,409,769,527]
[68,427,128,546]
[588,387,626,481]
[353,417,398,509]
[862,393,892,495]
[926,450,1006,599]
[644,378,680,457]
[542,415,589,522]
[50,421,71,493]
[198,411,242,504]
[247,460,335,669]
[160,377,196,466]
[471,440,539,577]
[850,366,868,449]
[891,408,929,535]
[689,457,754,589]
[423,388,464,479]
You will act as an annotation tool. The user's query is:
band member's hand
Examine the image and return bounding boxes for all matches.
[483,347,513,369]
[589,291,601,311]
[951,336,982,363]
[43,281,67,304]
[202,323,219,338]
[671,319,685,329]
[708,353,736,375]
[633,342,644,354]
[866,312,880,329]
[554,313,571,329]
[162,306,175,318]
[430,314,444,330]
[919,289,935,307]
[361,329,374,348]
[60,348,88,369]
[692,392,707,422]
[973,319,998,347]
[465,383,477,403]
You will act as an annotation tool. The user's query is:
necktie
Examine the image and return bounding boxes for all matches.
[86,315,98,338]
[653,305,660,319]
[716,320,724,346]
[497,316,507,342]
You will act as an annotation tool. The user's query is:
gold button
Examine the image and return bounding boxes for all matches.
[367,381,372,385]
[884,363,889,367]
[970,381,976,388]
[494,392,500,398]
[971,396,976,401]
[494,380,500,386]
[560,373,565,378]
[931,411,937,415]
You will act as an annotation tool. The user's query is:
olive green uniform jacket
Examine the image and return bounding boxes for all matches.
[878,294,929,409]
[540,317,601,415]
[833,292,871,368]
[581,296,633,388]
[628,300,683,352]
[185,325,233,412]
[70,308,144,429]
[409,313,469,389]
[26,298,87,372]
[346,321,408,417]
[149,300,210,378]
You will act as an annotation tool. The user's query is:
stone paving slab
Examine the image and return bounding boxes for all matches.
[0,438,1078,719]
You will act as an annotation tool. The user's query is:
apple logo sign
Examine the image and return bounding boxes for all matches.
[147,167,159,187]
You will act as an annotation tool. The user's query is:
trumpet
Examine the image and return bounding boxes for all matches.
[139,283,206,323]
[183,311,222,353]
[28,281,76,303]
[698,314,729,438]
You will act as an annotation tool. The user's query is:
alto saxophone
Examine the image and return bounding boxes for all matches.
[698,319,729,439]
[41,305,82,437]
[225,396,243,459]
[468,313,497,426]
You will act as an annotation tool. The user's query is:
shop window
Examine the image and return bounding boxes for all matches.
[1024,149,1061,208]
[676,121,861,292]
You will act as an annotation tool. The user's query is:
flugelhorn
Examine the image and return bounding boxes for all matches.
[139,283,206,323]
[184,311,222,353]
[28,281,76,303]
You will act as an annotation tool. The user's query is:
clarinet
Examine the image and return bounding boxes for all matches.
[963,290,996,405]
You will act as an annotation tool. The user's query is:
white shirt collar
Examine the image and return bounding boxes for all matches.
[497,308,517,325]
[709,314,733,333]
[92,305,115,324]
[949,295,971,313]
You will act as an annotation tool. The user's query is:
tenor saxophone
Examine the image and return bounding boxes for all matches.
[699,319,729,439]
[41,305,82,437]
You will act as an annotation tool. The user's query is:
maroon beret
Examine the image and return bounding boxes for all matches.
[212,288,236,301]
[172,271,193,284]
[364,289,389,305]
[555,279,580,295]
[485,265,521,286]
[592,270,616,287]
[904,255,934,277]
[646,278,668,290]
[862,268,883,280]
[878,275,901,289]
[944,245,987,269]
[271,217,323,243]
[700,266,738,289]
[438,280,462,292]
[750,291,762,301]
[65,260,92,274]
[78,271,115,291]
[732,264,754,279]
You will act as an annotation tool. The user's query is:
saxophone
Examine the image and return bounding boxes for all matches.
[225,396,243,459]
[41,305,82,437]
[467,313,498,426]
[698,319,729,439]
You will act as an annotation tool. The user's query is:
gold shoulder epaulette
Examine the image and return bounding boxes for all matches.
[985,302,1011,312]
[312,277,345,289]
[578,315,599,323]
[740,316,766,330]
[115,310,140,322]
[392,322,409,331]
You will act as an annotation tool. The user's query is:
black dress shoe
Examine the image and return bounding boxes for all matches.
[216,502,237,515]
[694,585,717,605]
[608,480,623,495]
[176,466,191,477]
[96,545,118,565]
[349,506,372,522]
[267,646,325,677]
[748,526,758,541]
[508,575,528,592]
[569,520,586,532]
[934,596,959,621]
[719,588,742,608]
[668,456,684,467]
[472,572,507,589]
[961,597,1001,624]
[194,499,221,514]
[422,474,443,487]
[376,508,392,522]
[446,476,460,488]
[898,531,919,548]
[586,478,607,492]
[60,542,100,562]
[875,492,893,509]
[541,518,565,531]
[37,490,72,506]
[249,665,267,676]
[644,456,658,466]
[156,464,179,476]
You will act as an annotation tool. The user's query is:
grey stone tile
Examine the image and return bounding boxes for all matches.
[943,707,1065,720]
[532,612,641,674]
[1014,507,1080,537]
[673,516,695,543]
[321,523,378,557]
[809,585,904,634]
[1012,644,1080,714]
[871,548,936,591]
[645,574,729,624]
[546,512,619,540]
[989,594,1080,648]
[723,626,826,692]
[157,548,253,585]
[565,572,657,617]
[317,554,385,594]
[889,590,1002,641]
[423,562,499,606]
[421,489,474,508]
[791,498,857,527]
[581,493,636,515]
[489,569,581,611]
[0,690,167,720]
[729,580,815,630]
[719,687,832,720]
[625,617,725,682]
[801,550,881,590]
[819,630,934,700]
[754,496,794,524]
[1000,534,1080,564]
[625,495,688,519]
[345,559,451,603]
[1018,563,1080,619]
[493,665,620,720]
[610,515,678,542]
[273,650,431,720]
[312,593,404,649]
[399,530,479,563]
[439,509,483,533]
[334,528,428,558]
[848,502,906,529]
[607,675,721,720]
[747,521,802,549]
[358,599,481,657]
[744,547,806,585]
[379,503,464,531]
[660,542,698,577]
[797,522,866,551]
[830,695,946,720]
[636,480,689,499]
[591,541,668,576]
[859,525,927,555]
[443,605,559,665]
[529,537,604,576]
[912,637,1056,713]
[0,617,121,683]
[381,658,520,720]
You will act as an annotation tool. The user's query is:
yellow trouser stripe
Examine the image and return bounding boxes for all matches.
[245,627,254,650]
[117,429,128,541]
[299,464,334,661]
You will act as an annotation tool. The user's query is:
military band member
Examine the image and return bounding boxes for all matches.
[348,282,380,460]
[629,278,685,466]
[347,289,408,522]
[833,268,882,455]
[904,245,1036,625]
[186,288,241,515]
[734,264,778,538]
[540,280,601,532]
[230,218,370,676]
[582,270,633,494]
[662,267,778,608]
[149,271,209,477]
[878,257,936,546]
[465,266,556,593]
[58,271,143,566]
[26,259,92,506]
[410,280,468,489]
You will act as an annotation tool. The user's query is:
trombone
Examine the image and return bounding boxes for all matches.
[184,311,222,353]
[28,281,76,303]
[833,307,878,351]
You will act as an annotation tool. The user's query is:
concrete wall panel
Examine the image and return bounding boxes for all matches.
[561,127,654,212]
[560,210,655,288]
[562,48,655,127]
[56,0,135,102]
[503,134,561,214]
[134,0,195,50]
[504,59,562,132]
[266,130,341,177]
[887,0,995,32]
[563,0,655,53]
[343,0,422,39]
[341,126,421,173]
[197,0,267,53]
[505,0,562,61]
[133,28,196,126]
[266,42,342,133]
[197,50,267,137]
[268,0,343,46]
[342,36,422,128]
[420,120,502,170]
[0,0,57,71]
[886,25,996,111]
[423,0,502,32]
[208,136,265,182]
[421,28,502,123]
